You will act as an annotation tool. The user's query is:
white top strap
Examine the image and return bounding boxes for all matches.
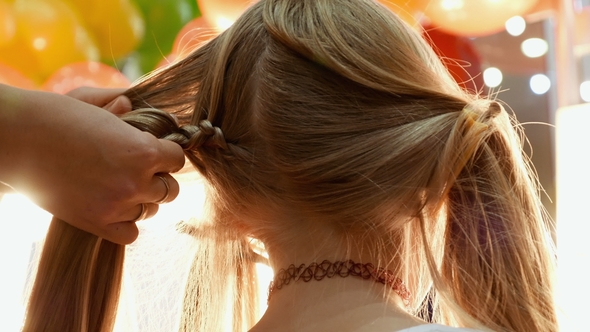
[398,324,481,332]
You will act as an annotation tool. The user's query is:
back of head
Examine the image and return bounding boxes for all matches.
[129,0,469,228]
[119,0,556,330]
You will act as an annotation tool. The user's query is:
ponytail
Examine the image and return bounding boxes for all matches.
[23,219,124,332]
[424,101,558,331]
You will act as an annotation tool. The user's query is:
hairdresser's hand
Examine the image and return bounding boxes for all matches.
[66,87,133,115]
[0,84,185,244]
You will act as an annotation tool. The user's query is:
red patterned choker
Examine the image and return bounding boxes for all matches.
[267,260,411,306]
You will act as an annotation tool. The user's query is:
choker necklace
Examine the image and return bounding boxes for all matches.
[267,259,410,306]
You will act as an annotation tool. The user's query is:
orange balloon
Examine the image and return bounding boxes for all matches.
[0,1,16,47]
[42,61,130,94]
[377,0,423,28]
[422,0,539,37]
[527,0,558,14]
[198,0,253,31]
[0,62,35,89]
[173,17,215,58]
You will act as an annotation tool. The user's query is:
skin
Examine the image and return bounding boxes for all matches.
[247,209,428,332]
[0,84,185,244]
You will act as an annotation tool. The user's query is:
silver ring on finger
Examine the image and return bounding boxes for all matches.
[155,175,171,204]
[132,203,149,222]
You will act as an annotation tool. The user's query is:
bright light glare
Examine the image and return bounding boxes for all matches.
[140,177,207,230]
[505,16,526,36]
[556,103,590,331]
[256,263,274,317]
[216,17,235,31]
[530,74,551,95]
[521,38,549,58]
[0,194,51,240]
[580,81,590,102]
[440,0,464,10]
[0,194,51,331]
[483,67,503,88]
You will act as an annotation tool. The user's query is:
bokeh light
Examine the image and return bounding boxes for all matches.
[521,38,549,58]
[505,16,526,36]
[580,81,590,102]
[530,74,551,95]
[483,67,503,88]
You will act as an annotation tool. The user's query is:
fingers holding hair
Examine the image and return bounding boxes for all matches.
[66,87,132,114]
[155,138,186,173]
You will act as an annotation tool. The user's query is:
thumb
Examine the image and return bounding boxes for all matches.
[104,95,133,115]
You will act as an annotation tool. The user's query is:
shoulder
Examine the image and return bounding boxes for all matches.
[397,324,482,332]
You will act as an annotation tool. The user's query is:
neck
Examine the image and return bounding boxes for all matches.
[267,260,411,306]
[250,265,424,332]
[249,224,425,331]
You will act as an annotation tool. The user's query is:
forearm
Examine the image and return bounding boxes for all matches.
[0,85,81,190]
[0,84,31,187]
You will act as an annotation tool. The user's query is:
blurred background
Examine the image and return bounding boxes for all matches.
[0,0,589,330]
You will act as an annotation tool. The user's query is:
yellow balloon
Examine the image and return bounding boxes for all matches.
[4,0,99,81]
[0,38,39,81]
[0,1,16,47]
[64,0,144,59]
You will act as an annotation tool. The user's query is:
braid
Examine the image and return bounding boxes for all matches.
[121,108,228,151]
[176,120,228,151]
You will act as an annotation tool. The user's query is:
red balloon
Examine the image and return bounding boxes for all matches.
[0,62,36,89]
[172,17,215,57]
[423,26,483,92]
[42,61,130,94]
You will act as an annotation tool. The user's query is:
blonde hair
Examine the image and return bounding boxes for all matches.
[24,0,557,331]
